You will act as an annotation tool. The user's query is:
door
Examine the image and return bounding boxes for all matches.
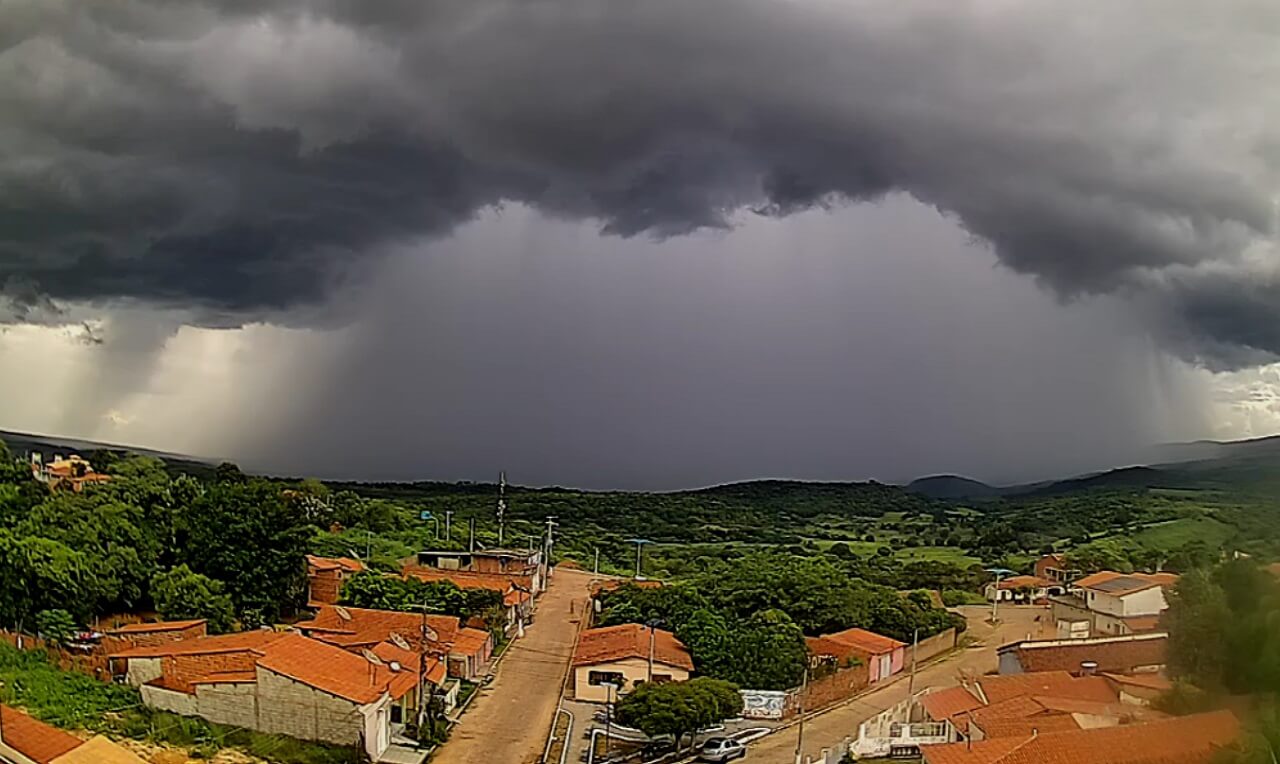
[879,654,892,681]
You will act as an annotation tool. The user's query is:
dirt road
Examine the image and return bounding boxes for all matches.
[432,566,595,764]
[744,605,1051,763]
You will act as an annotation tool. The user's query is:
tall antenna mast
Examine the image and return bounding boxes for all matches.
[497,471,507,547]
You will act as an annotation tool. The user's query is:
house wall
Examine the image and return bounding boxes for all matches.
[913,629,958,664]
[141,684,199,716]
[572,657,689,703]
[111,623,207,650]
[125,656,164,687]
[891,646,906,675]
[308,569,344,605]
[799,661,871,710]
[161,651,261,693]
[196,682,259,729]
[254,667,369,746]
[1120,587,1167,617]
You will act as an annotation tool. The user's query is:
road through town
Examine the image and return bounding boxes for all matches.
[744,605,1050,763]
[432,566,595,764]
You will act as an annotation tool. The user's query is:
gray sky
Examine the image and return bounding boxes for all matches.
[2,0,1279,487]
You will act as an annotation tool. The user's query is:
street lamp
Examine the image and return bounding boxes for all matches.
[602,681,619,757]
[985,567,1015,623]
[627,538,652,580]
[645,618,665,683]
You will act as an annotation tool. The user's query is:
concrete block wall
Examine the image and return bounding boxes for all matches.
[255,668,366,746]
[141,684,199,716]
[196,683,259,729]
[913,628,957,664]
[126,657,164,687]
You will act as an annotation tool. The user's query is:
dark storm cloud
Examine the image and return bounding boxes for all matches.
[2,0,1279,364]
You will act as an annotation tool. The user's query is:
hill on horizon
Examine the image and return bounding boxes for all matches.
[7,426,1280,496]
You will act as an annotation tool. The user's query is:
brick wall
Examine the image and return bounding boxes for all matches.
[103,623,208,655]
[0,630,111,680]
[309,569,343,605]
[798,662,871,712]
[255,667,367,746]
[163,651,260,693]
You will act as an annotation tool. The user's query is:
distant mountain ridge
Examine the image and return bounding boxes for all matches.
[905,474,1007,499]
[0,429,218,477]
[5,426,1280,496]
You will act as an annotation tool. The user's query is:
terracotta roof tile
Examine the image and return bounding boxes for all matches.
[573,624,694,671]
[921,686,985,722]
[108,629,290,658]
[996,576,1053,590]
[108,619,206,634]
[977,714,1080,739]
[976,672,1117,705]
[922,710,1238,764]
[452,628,492,658]
[296,605,460,651]
[255,633,408,704]
[0,705,84,764]
[403,566,533,594]
[807,627,906,661]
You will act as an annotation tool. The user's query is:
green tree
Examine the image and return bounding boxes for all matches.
[18,494,160,611]
[615,678,742,751]
[1164,569,1231,690]
[0,531,101,626]
[183,481,310,622]
[34,609,77,644]
[150,565,236,634]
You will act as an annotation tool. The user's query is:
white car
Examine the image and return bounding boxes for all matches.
[698,737,746,762]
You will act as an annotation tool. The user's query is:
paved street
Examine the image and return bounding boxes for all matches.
[433,566,595,764]
[743,605,1052,763]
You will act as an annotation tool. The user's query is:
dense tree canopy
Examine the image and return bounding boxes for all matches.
[615,678,743,751]
[150,565,236,634]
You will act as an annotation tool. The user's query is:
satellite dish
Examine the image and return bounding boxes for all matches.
[389,632,411,651]
[389,661,402,673]
[423,626,439,643]
[334,606,352,621]
[361,648,384,665]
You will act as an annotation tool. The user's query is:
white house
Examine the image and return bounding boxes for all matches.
[1052,572,1177,638]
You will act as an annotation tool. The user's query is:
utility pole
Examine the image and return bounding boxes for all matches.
[468,518,476,553]
[497,471,507,547]
[794,659,814,764]
[908,628,920,698]
[593,547,600,576]
[603,682,618,758]
[444,511,454,543]
[649,625,656,682]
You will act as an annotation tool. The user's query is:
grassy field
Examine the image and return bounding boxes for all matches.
[893,546,982,566]
[1130,515,1234,549]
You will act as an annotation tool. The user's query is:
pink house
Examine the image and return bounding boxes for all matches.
[806,627,907,683]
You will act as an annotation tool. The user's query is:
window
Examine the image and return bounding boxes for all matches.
[588,670,624,687]
[652,674,673,684]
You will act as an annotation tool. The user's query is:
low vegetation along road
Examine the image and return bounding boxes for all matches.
[433,566,595,764]
[745,605,1049,763]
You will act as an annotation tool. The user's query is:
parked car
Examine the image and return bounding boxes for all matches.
[699,737,746,762]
